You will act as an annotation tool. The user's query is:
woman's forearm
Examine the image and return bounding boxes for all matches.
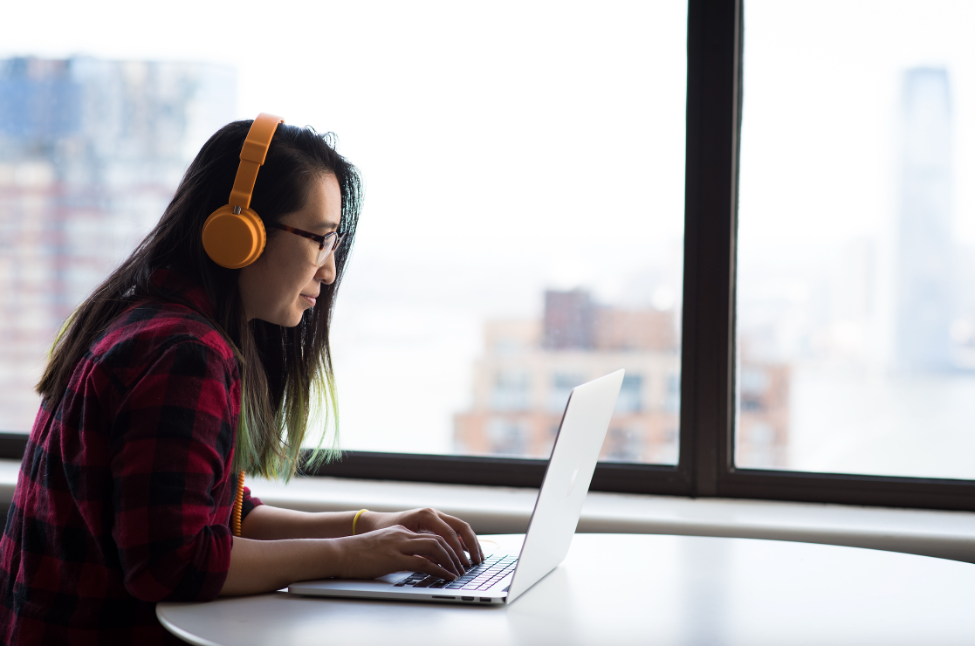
[221,524,466,596]
[222,505,484,596]
[221,535,347,596]
[221,505,359,596]
[241,504,359,540]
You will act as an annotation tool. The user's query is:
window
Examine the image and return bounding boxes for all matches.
[0,0,972,511]
[737,0,975,479]
[485,418,530,458]
[490,371,531,413]
[615,375,643,414]
[1,1,690,468]
[550,373,585,414]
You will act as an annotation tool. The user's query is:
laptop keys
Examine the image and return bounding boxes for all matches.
[393,554,517,591]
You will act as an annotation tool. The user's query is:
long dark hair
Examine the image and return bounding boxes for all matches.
[37,120,362,480]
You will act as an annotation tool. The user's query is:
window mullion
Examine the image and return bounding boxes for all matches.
[679,0,742,497]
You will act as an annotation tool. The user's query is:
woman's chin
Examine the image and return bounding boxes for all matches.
[254,310,305,328]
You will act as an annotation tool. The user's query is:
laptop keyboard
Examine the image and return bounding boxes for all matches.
[394,554,517,591]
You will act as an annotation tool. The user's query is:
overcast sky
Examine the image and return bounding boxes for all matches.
[4,1,971,256]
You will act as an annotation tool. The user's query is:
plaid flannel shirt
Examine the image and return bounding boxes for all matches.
[0,269,262,644]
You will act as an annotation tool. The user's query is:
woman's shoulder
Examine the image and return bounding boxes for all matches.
[90,271,238,377]
[103,302,232,355]
[85,303,239,400]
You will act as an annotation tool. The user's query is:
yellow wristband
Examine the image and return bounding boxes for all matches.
[352,509,369,535]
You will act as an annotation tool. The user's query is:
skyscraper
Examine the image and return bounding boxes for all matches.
[894,67,954,371]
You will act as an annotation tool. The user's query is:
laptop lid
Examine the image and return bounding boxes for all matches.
[505,369,624,603]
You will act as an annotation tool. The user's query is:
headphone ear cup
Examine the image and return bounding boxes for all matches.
[202,205,267,269]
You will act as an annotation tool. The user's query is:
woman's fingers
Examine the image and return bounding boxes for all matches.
[433,532,466,575]
[407,508,483,567]
[423,516,473,567]
[438,513,484,564]
[407,555,458,582]
[364,508,487,574]
[407,533,464,577]
[336,526,470,581]
[395,509,467,570]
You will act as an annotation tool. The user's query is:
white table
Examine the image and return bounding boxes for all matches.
[158,534,974,645]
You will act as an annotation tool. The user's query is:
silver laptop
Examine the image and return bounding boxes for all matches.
[288,369,625,606]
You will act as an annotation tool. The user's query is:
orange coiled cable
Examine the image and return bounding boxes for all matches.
[232,470,245,537]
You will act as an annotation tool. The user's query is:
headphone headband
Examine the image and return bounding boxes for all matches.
[229,112,284,211]
[201,112,284,269]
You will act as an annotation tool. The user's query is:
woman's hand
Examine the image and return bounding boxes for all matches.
[356,508,484,567]
[335,525,465,581]
[222,526,463,596]
[222,506,485,595]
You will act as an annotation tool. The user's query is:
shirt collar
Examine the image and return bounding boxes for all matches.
[149,267,218,320]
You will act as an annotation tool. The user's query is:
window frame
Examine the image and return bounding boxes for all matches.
[0,0,972,512]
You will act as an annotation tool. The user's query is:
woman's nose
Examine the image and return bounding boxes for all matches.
[316,256,336,285]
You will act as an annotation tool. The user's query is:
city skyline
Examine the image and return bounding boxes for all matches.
[0,30,971,480]
[0,56,234,431]
[738,66,974,374]
[736,50,974,479]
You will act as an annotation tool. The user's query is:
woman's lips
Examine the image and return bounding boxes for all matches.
[301,295,316,307]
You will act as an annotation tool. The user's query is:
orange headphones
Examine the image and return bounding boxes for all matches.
[202,113,285,269]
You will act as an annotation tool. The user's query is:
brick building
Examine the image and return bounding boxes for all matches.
[454,289,790,467]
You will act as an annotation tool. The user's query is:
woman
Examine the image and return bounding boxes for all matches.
[0,116,482,644]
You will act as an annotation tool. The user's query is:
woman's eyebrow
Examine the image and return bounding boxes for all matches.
[317,220,340,232]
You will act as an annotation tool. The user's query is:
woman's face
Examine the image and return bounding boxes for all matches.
[238,173,342,327]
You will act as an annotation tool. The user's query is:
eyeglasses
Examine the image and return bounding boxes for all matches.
[271,224,344,266]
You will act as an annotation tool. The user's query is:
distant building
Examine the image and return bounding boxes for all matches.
[894,67,955,371]
[455,289,790,467]
[0,57,235,432]
[736,339,791,469]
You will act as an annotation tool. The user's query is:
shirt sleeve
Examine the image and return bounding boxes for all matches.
[108,339,240,603]
[241,486,263,520]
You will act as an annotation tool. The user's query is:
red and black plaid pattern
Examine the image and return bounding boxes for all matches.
[0,269,262,644]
